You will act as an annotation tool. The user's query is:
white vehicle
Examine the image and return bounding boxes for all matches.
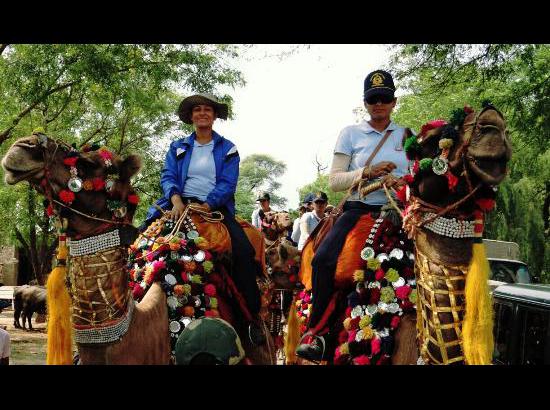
[484,239,533,291]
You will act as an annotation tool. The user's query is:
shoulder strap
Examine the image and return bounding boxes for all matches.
[332,129,394,215]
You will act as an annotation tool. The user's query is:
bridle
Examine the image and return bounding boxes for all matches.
[32,133,134,233]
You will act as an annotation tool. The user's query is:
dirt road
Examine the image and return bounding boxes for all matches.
[0,308,47,365]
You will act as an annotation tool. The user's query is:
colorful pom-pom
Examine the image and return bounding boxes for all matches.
[127,194,139,205]
[380,287,396,303]
[353,270,365,282]
[419,158,433,171]
[59,189,75,204]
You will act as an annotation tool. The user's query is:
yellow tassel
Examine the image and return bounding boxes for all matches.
[284,297,301,365]
[462,242,494,365]
[46,242,73,365]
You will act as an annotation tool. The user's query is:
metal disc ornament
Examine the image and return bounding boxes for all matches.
[377,253,389,263]
[360,247,375,261]
[186,230,199,240]
[68,177,83,193]
[193,296,201,308]
[180,317,193,327]
[166,296,178,310]
[105,178,115,192]
[175,231,185,239]
[113,206,127,219]
[164,274,177,286]
[169,320,181,333]
[432,157,449,175]
[389,248,404,260]
[193,250,206,262]
[180,254,193,262]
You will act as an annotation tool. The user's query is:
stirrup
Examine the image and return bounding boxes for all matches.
[296,331,326,364]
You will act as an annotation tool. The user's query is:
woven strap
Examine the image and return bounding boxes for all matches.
[331,129,394,216]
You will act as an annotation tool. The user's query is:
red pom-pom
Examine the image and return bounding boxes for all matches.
[288,274,297,283]
[59,189,75,204]
[476,198,495,211]
[369,288,381,305]
[92,177,105,191]
[345,307,352,317]
[396,186,407,204]
[412,161,420,175]
[63,157,78,167]
[347,329,358,343]
[419,119,448,137]
[132,284,145,300]
[371,338,381,355]
[204,284,217,296]
[446,171,459,191]
[375,269,385,281]
[403,174,414,184]
[353,355,371,365]
[127,194,139,205]
[390,316,401,329]
[349,317,360,330]
[395,285,412,300]
[46,204,55,217]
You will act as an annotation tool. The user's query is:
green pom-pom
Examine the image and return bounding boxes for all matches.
[182,284,192,295]
[449,108,467,127]
[403,135,419,153]
[409,289,417,304]
[380,287,396,303]
[203,260,214,273]
[367,258,381,270]
[419,158,433,171]
[209,297,218,309]
[191,274,203,284]
[359,315,371,329]
[385,268,400,283]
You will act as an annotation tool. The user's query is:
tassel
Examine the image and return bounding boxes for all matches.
[46,238,73,365]
[284,298,301,365]
[462,211,494,365]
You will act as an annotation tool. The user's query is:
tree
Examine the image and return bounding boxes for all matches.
[390,44,550,282]
[235,154,287,220]
[0,44,246,283]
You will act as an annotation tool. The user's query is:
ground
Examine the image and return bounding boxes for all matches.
[0,307,47,365]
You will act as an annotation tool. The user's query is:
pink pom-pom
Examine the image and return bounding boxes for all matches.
[132,285,145,300]
[204,250,213,261]
[299,291,306,299]
[391,316,401,329]
[146,252,155,262]
[395,285,412,300]
[371,338,381,355]
[348,330,358,343]
[303,294,311,303]
[152,260,166,273]
[204,284,217,296]
[353,355,370,365]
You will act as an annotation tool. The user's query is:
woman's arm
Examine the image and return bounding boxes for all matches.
[328,153,370,192]
[205,149,239,211]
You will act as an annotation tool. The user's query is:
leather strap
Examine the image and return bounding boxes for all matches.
[332,129,394,215]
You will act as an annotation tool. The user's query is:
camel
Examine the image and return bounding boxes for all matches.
[285,104,511,365]
[261,211,292,248]
[1,133,275,364]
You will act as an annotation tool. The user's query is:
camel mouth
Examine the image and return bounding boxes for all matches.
[2,165,44,185]
[467,155,508,186]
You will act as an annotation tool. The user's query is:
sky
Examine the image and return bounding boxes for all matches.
[213,44,392,210]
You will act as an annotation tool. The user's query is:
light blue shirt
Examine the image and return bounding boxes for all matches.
[182,140,216,201]
[334,120,411,206]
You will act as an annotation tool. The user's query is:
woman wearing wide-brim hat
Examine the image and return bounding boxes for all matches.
[145,92,265,345]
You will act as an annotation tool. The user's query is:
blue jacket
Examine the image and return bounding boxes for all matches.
[145,131,239,223]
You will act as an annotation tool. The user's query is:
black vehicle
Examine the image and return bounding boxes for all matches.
[493,283,550,365]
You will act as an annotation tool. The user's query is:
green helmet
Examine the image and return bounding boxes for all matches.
[175,317,245,365]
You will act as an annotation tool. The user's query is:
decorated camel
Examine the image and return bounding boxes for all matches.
[2,133,275,364]
[285,103,511,365]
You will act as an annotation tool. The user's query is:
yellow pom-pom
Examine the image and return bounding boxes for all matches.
[343,317,352,331]
[362,326,374,340]
[339,343,349,355]
[439,138,454,149]
[367,258,381,270]
[353,270,365,282]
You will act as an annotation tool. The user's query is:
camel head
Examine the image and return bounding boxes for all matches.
[404,104,511,211]
[264,211,292,231]
[265,239,301,290]
[2,132,142,237]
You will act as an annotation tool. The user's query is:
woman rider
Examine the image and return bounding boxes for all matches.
[145,93,265,344]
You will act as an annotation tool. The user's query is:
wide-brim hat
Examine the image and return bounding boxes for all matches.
[177,93,229,125]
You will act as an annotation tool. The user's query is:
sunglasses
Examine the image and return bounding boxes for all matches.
[365,94,395,105]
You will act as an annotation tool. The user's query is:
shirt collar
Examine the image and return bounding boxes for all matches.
[181,130,223,146]
[359,120,398,134]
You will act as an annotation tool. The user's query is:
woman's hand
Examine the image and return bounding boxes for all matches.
[170,194,186,222]
[366,161,397,179]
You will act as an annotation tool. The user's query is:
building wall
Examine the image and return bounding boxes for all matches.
[0,246,19,286]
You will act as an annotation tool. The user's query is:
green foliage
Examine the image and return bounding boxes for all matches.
[391,44,550,283]
[235,154,287,221]
[297,174,346,210]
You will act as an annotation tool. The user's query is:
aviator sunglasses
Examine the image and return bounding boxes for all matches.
[365,94,395,105]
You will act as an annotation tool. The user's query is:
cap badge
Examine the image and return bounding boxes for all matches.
[371,73,384,87]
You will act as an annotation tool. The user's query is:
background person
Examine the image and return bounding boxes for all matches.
[251,192,272,230]
[0,326,10,365]
[298,191,328,251]
[291,205,307,246]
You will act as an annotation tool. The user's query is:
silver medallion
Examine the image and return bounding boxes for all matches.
[389,248,404,260]
[164,274,177,286]
[366,304,378,316]
[193,250,206,262]
[114,206,127,219]
[186,230,199,240]
[166,296,178,310]
[176,232,185,239]
[180,254,193,262]
[169,320,181,333]
[392,277,406,288]
[377,253,389,263]
[178,295,188,305]
[193,297,201,308]
[105,178,115,192]
[360,247,375,261]
[432,157,449,175]
[68,177,83,193]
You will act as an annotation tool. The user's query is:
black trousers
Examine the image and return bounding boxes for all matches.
[217,207,261,316]
[308,201,381,329]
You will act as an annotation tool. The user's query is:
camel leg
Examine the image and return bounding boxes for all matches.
[14,307,21,328]
[391,312,419,365]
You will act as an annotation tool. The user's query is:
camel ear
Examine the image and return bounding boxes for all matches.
[119,154,141,180]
